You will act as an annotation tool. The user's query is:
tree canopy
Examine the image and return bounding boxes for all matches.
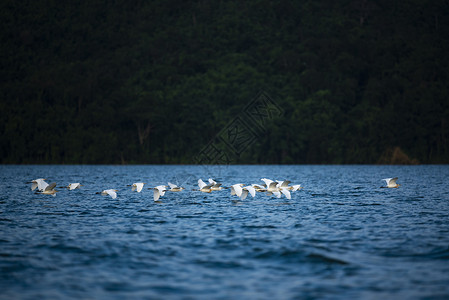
[1,0,448,164]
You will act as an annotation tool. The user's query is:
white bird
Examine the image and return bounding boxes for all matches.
[230,184,244,197]
[67,183,82,190]
[168,182,184,192]
[131,182,145,192]
[97,189,118,199]
[36,182,58,196]
[240,185,256,200]
[30,178,49,192]
[229,184,256,200]
[197,179,214,193]
[152,185,167,201]
[382,177,400,188]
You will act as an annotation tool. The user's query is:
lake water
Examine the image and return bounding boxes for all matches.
[1,165,448,299]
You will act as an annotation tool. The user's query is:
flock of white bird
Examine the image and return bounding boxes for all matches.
[29,177,400,201]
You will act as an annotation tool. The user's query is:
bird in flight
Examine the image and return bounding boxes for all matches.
[381,177,400,188]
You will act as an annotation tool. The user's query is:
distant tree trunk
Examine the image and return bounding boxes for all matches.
[137,121,152,145]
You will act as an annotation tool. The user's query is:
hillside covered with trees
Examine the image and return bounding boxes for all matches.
[1,0,448,164]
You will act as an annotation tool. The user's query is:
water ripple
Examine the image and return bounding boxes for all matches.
[0,165,448,299]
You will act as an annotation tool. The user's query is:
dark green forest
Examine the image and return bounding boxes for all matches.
[1,0,448,164]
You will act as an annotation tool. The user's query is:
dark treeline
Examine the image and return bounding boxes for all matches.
[1,0,448,164]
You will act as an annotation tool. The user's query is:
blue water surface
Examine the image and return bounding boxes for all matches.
[1,165,448,299]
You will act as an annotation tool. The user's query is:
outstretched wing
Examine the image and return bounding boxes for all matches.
[231,184,243,197]
[390,177,398,185]
[268,182,278,190]
[153,189,161,201]
[245,186,256,197]
[155,185,166,196]
[261,178,274,187]
[106,190,117,199]
[291,184,302,192]
[280,188,291,200]
[198,179,207,189]
[136,183,144,192]
[230,186,236,195]
[240,189,249,200]
[45,182,57,191]
[38,180,49,192]
[383,178,393,184]
[203,183,214,190]
[69,183,80,190]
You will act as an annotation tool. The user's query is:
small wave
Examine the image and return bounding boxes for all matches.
[428,247,449,259]
[150,220,168,224]
[1,261,31,273]
[0,252,26,258]
[252,247,350,265]
[148,284,191,295]
[352,203,382,206]
[306,253,349,265]
[176,215,197,219]
[376,244,449,260]
[406,196,425,201]
[404,246,449,260]
[311,193,331,197]
[242,225,277,229]
[35,211,66,216]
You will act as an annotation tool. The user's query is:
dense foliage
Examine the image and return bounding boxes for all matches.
[1,0,448,164]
